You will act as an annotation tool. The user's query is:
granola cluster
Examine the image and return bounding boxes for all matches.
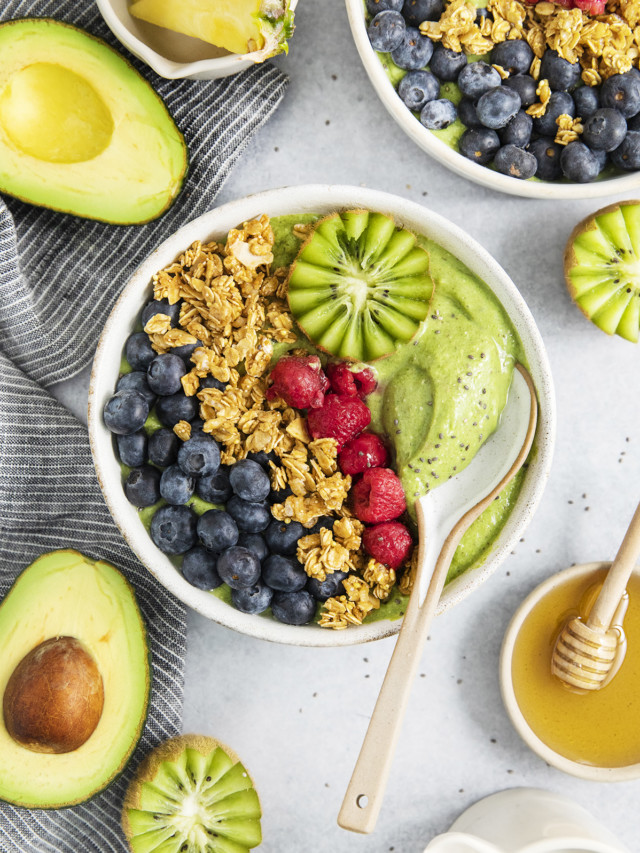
[419,0,640,86]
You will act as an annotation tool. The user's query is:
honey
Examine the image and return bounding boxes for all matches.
[511,568,640,767]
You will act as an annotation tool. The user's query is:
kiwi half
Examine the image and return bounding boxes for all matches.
[122,734,262,853]
[564,200,640,342]
[287,210,434,361]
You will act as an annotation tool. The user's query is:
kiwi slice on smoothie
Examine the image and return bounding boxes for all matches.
[287,210,434,361]
[564,200,640,342]
[122,734,261,853]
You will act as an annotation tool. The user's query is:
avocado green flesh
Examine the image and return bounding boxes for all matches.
[0,19,187,224]
[0,549,149,807]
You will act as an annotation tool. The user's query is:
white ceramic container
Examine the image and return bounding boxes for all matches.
[500,562,640,781]
[344,0,640,199]
[88,184,555,646]
[96,0,298,80]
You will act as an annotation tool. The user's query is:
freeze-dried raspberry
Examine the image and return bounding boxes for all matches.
[351,468,406,524]
[326,363,378,398]
[363,521,413,569]
[338,432,389,476]
[306,394,371,450]
[265,355,329,409]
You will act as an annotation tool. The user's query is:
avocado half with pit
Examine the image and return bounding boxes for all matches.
[0,549,150,808]
[0,18,188,224]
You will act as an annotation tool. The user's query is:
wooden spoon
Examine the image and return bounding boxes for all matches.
[551,500,640,692]
[338,364,538,834]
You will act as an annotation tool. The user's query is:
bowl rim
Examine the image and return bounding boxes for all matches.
[88,183,556,647]
[344,0,640,200]
[499,560,640,781]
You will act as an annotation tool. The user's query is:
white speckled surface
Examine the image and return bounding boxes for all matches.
[52,0,640,850]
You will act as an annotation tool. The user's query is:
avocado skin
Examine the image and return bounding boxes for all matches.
[0,19,188,225]
[0,549,150,808]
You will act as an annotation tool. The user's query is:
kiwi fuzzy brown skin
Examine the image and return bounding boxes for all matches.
[564,200,640,342]
[122,734,261,853]
[287,209,434,362]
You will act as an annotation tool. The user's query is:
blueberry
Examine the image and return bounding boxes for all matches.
[116,430,147,467]
[398,70,440,111]
[457,61,501,100]
[390,27,434,70]
[499,110,532,147]
[591,146,608,173]
[419,98,457,129]
[160,464,196,505]
[611,131,640,170]
[627,113,640,131]
[476,86,521,129]
[503,75,537,108]
[226,496,271,533]
[178,435,221,478]
[116,371,157,408]
[367,0,403,11]
[125,332,156,371]
[458,127,501,164]
[200,375,227,391]
[181,545,222,590]
[527,137,563,181]
[429,44,467,82]
[539,50,581,91]
[148,428,179,467]
[247,450,278,470]
[560,141,601,182]
[308,516,336,535]
[147,353,186,396]
[402,0,444,25]
[582,108,627,152]
[238,532,269,563]
[172,340,203,365]
[229,459,271,502]
[197,467,232,504]
[141,299,181,329]
[367,10,406,52]
[493,144,537,179]
[458,97,482,128]
[307,570,349,601]
[264,520,305,556]
[150,505,197,555]
[124,465,161,507]
[532,90,574,137]
[197,509,238,552]
[262,554,307,593]
[490,40,533,76]
[573,85,600,120]
[475,7,492,23]
[103,390,149,435]
[601,72,640,118]
[231,581,274,615]
[155,392,199,428]
[268,484,293,505]
[216,546,261,589]
[271,590,317,625]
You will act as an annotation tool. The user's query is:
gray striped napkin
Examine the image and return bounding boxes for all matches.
[0,2,288,850]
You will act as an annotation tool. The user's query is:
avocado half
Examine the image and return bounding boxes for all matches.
[0,19,188,224]
[0,549,150,808]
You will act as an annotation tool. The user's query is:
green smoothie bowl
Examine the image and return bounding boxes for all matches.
[88,185,555,646]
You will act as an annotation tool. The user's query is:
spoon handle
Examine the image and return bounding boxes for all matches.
[587,499,640,632]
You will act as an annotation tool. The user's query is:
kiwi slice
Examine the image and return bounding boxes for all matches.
[122,734,261,853]
[564,200,640,342]
[287,209,434,361]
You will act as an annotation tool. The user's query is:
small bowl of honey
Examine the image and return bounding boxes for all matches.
[500,561,640,781]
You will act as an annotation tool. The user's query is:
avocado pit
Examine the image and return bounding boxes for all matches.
[3,635,104,754]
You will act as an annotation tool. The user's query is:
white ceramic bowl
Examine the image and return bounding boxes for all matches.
[96,0,298,80]
[500,561,640,781]
[344,0,640,199]
[88,184,555,646]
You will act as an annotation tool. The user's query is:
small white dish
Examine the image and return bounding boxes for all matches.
[344,0,640,199]
[96,0,298,80]
[88,184,555,647]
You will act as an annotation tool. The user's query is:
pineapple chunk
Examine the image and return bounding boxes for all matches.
[129,0,293,59]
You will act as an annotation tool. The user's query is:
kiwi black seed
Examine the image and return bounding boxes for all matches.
[287,209,434,361]
[564,200,640,342]
[122,734,261,853]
